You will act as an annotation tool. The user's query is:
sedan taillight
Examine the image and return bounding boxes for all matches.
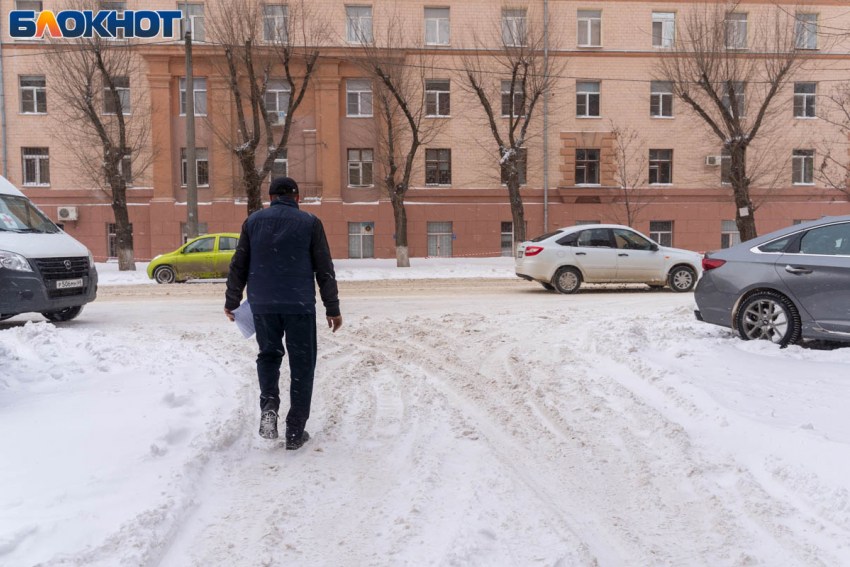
[524,246,544,256]
[703,258,726,271]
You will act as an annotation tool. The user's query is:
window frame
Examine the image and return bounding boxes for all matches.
[426,221,453,257]
[347,148,374,187]
[649,221,673,247]
[576,81,601,118]
[577,10,602,48]
[725,13,748,49]
[265,78,292,124]
[348,221,375,259]
[179,77,207,116]
[107,222,134,257]
[650,81,673,118]
[721,82,746,119]
[424,7,450,46]
[648,149,673,185]
[793,82,817,119]
[181,147,210,187]
[263,4,289,43]
[346,79,373,118]
[22,146,50,186]
[177,2,205,42]
[345,5,373,43]
[792,149,815,185]
[425,148,452,186]
[100,2,128,41]
[500,80,526,118]
[180,221,208,244]
[575,148,601,186]
[19,75,47,114]
[721,220,741,249]
[501,9,528,47]
[103,76,131,115]
[425,79,451,117]
[15,1,44,41]
[795,13,818,50]
[651,12,675,48]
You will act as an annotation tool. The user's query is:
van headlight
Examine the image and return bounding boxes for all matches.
[0,250,33,272]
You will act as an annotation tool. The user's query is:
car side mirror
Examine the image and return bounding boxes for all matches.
[650,243,659,252]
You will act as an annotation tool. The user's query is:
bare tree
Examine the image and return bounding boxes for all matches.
[346,7,446,267]
[206,0,325,215]
[816,82,850,199]
[50,10,154,271]
[608,122,651,227]
[656,1,801,241]
[458,3,563,253]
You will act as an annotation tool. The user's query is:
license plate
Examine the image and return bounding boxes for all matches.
[56,278,84,289]
[517,250,524,258]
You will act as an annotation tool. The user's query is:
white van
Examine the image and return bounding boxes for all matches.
[0,175,97,322]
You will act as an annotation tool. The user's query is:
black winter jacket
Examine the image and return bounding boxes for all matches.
[224,197,340,317]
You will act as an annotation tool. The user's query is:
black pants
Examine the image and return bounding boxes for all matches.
[254,313,317,434]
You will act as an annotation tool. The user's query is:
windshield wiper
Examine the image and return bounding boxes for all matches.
[9,228,47,234]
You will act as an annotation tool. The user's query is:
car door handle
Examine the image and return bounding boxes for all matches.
[618,253,629,257]
[575,252,586,256]
[785,265,813,275]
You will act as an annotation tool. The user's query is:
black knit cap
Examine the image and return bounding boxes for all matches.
[269,176,299,196]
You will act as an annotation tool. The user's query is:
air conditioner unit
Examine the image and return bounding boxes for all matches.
[57,206,78,221]
[705,156,722,167]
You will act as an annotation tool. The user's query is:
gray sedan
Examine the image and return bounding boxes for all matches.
[695,215,850,346]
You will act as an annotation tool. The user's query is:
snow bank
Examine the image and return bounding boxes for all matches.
[96,257,517,286]
[0,322,247,567]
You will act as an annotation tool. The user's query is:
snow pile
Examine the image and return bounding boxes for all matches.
[95,261,153,286]
[0,321,249,567]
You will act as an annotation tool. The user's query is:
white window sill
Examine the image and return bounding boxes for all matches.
[182,185,211,188]
[651,115,675,119]
[348,185,375,188]
[23,184,50,187]
[346,115,373,119]
[426,115,452,119]
[652,44,675,49]
[793,182,815,186]
[180,114,208,117]
[575,183,601,187]
[425,43,451,47]
[650,183,674,186]
[794,116,818,120]
[426,184,452,187]
[576,115,601,119]
[103,113,132,116]
[501,115,528,119]
[577,44,603,49]
[20,112,47,116]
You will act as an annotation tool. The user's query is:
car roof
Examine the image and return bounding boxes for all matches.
[555,224,635,234]
[742,215,850,247]
[0,175,25,197]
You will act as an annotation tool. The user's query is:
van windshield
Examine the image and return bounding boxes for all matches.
[0,195,60,233]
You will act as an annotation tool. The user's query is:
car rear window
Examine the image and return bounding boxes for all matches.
[758,235,795,253]
[530,230,563,243]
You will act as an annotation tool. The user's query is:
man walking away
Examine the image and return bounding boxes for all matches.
[224,177,342,450]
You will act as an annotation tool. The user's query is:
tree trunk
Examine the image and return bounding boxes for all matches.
[242,156,264,216]
[110,181,135,271]
[390,193,410,268]
[730,145,758,242]
[507,171,526,255]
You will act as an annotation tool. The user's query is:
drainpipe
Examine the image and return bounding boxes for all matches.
[0,31,7,178]
[542,0,549,232]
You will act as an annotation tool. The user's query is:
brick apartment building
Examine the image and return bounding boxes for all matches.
[4,0,850,262]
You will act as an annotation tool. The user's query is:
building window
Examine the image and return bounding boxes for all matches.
[575,149,600,185]
[181,147,209,186]
[180,222,208,244]
[425,149,451,185]
[649,221,673,247]
[501,9,527,47]
[346,79,373,117]
[500,148,527,185]
[107,222,134,258]
[427,221,452,257]
[348,148,373,186]
[576,81,600,117]
[101,2,127,39]
[721,82,745,118]
[103,76,130,115]
[792,150,814,185]
[179,77,207,116]
[577,10,602,47]
[725,13,747,49]
[792,219,815,225]
[425,79,450,117]
[263,4,288,42]
[575,220,600,226]
[348,222,374,258]
[721,148,732,185]
[178,3,205,42]
[652,12,675,47]
[22,147,49,186]
[501,80,525,117]
[271,149,288,180]
[795,13,818,50]
[721,220,741,249]
[265,79,291,124]
[794,83,816,118]
[649,150,673,184]
[650,81,673,118]
[424,7,450,45]
[346,5,373,43]
[19,75,46,114]
[500,221,527,257]
[15,1,42,40]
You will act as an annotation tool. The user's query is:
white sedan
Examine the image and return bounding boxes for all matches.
[515,224,703,294]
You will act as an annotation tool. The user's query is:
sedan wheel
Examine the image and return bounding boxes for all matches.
[154,265,177,284]
[669,266,696,292]
[553,267,582,294]
[736,292,801,347]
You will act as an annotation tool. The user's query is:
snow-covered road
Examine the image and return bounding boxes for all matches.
[1,280,849,566]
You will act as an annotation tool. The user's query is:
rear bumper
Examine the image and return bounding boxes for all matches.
[0,267,98,316]
[694,273,736,329]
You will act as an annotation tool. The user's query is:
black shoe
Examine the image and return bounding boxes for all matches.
[259,410,279,439]
[285,430,310,450]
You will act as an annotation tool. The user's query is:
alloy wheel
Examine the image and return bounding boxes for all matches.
[672,269,694,291]
[741,299,788,343]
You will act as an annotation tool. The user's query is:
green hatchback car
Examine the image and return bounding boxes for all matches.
[147,233,240,284]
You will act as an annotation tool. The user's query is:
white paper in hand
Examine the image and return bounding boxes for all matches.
[233,301,256,339]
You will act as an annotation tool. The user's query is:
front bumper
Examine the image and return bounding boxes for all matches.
[0,266,98,316]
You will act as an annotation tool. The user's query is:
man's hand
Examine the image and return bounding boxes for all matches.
[224,308,235,322]
[327,315,343,333]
